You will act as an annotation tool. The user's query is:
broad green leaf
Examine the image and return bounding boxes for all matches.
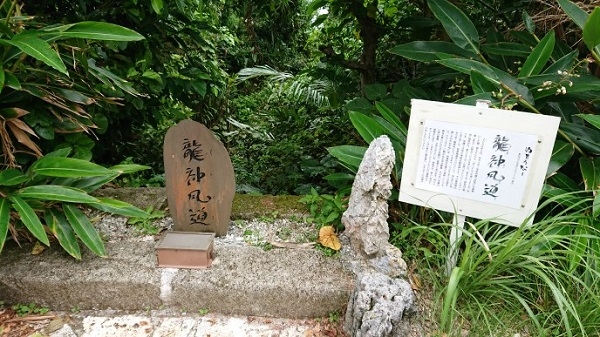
[594,194,600,218]
[375,101,407,138]
[542,186,586,211]
[584,8,600,50]
[547,172,579,191]
[88,58,141,97]
[437,58,498,83]
[558,0,588,29]
[346,97,373,114]
[348,111,387,144]
[559,0,600,61]
[454,93,494,106]
[4,72,20,89]
[510,30,538,47]
[108,164,151,174]
[364,84,387,101]
[561,122,600,154]
[63,204,106,257]
[493,68,535,105]
[29,157,113,177]
[547,140,575,176]
[58,89,94,105]
[481,43,531,57]
[372,116,405,146]
[9,196,49,246]
[16,185,99,203]
[324,172,355,184]
[576,114,600,130]
[327,145,367,173]
[41,22,144,41]
[579,157,600,192]
[428,0,479,54]
[0,68,5,93]
[523,11,535,34]
[4,33,67,75]
[470,70,496,94]
[0,198,9,253]
[88,198,150,218]
[543,50,578,74]
[151,0,163,14]
[518,32,555,78]
[389,41,476,62]
[0,169,30,186]
[45,208,81,259]
[44,147,73,158]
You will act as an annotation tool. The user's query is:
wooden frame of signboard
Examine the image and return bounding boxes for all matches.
[399,99,560,274]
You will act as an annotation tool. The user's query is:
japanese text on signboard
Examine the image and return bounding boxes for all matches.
[415,120,538,209]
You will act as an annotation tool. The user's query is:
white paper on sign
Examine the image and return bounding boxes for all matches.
[399,99,561,227]
[415,120,538,209]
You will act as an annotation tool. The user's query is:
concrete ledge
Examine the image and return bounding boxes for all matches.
[0,238,352,318]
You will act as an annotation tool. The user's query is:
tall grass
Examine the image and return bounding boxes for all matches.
[407,193,600,336]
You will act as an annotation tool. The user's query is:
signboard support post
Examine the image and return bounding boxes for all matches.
[446,214,466,276]
[445,100,489,276]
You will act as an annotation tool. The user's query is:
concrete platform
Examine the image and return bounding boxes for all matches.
[0,236,353,318]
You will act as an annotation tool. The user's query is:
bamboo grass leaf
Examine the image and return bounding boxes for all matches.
[41,22,144,41]
[9,196,49,246]
[88,198,150,218]
[16,185,99,204]
[3,32,68,74]
[45,208,81,259]
[29,157,113,177]
[63,204,106,257]
[0,169,30,186]
[0,198,9,254]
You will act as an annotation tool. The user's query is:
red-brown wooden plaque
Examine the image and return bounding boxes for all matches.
[163,119,235,236]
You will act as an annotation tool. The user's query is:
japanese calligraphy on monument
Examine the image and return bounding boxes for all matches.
[163,120,235,236]
[399,99,560,227]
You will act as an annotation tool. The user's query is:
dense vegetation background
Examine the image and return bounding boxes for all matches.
[2,0,600,335]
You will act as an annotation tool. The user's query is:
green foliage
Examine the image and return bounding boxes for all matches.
[225,83,353,195]
[0,0,145,168]
[0,148,149,259]
[127,206,164,235]
[421,197,600,336]
[299,187,347,231]
[12,302,49,317]
[328,81,419,190]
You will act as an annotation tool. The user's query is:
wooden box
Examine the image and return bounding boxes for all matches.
[156,232,215,269]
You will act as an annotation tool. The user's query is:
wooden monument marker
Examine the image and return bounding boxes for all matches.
[163,119,235,236]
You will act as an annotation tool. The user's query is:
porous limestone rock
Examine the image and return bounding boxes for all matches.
[342,135,395,257]
[341,135,417,337]
[344,270,415,337]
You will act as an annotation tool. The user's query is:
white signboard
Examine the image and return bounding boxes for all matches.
[399,99,560,226]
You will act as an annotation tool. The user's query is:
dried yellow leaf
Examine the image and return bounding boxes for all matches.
[318,226,341,251]
[31,241,47,255]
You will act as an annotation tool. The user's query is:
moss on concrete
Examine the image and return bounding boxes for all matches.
[93,188,308,220]
[231,194,308,220]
